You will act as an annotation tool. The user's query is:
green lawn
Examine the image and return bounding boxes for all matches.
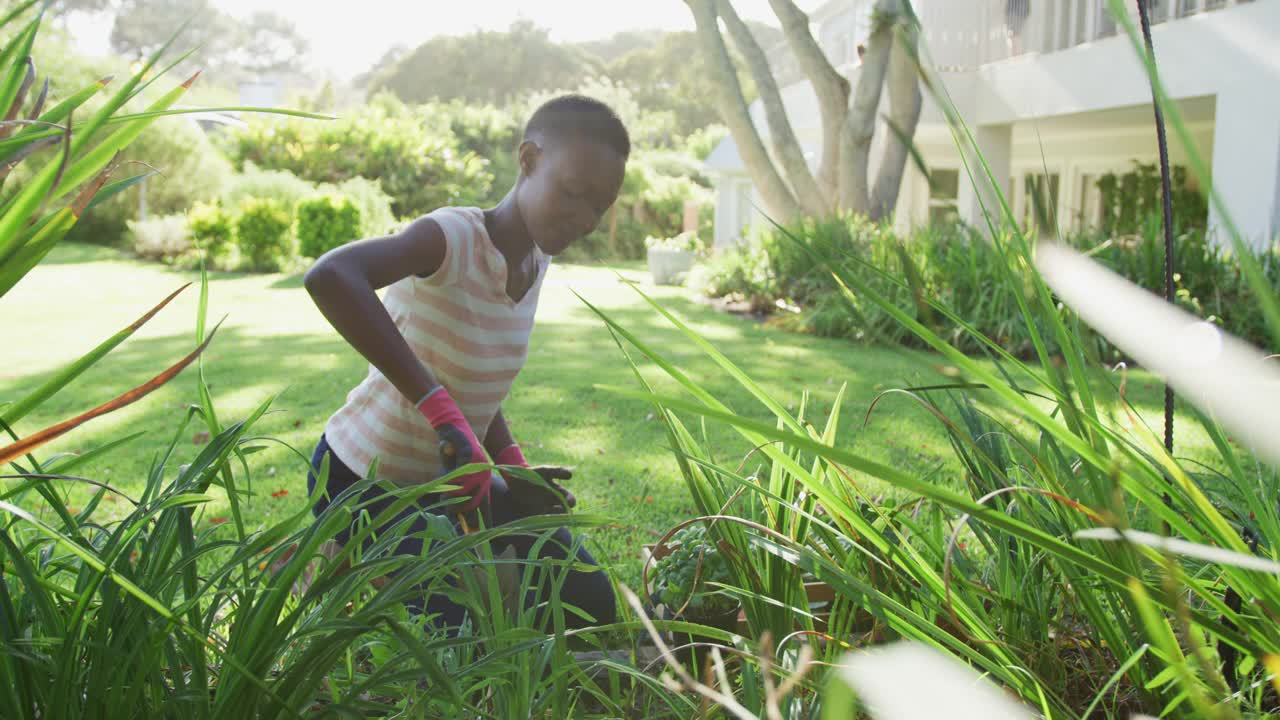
[1,244,1216,581]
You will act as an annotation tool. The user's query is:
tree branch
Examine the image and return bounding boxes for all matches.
[839,0,898,213]
[686,0,800,222]
[768,0,849,206]
[871,13,923,221]
[717,0,827,215]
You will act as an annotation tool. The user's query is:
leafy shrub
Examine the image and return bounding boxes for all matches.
[686,243,776,312]
[1097,160,1207,235]
[565,213,651,262]
[222,163,316,214]
[761,214,869,305]
[229,98,492,217]
[187,200,236,259]
[322,176,396,237]
[437,99,524,203]
[645,231,703,252]
[235,198,294,271]
[296,194,361,259]
[723,214,1279,357]
[128,214,192,261]
[680,124,729,162]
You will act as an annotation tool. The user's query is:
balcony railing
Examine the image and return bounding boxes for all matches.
[766,0,1253,87]
[922,0,1254,70]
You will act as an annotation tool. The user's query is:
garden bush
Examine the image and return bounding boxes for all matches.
[187,200,236,260]
[128,214,192,261]
[322,176,397,237]
[703,215,1279,357]
[436,99,524,202]
[229,97,492,217]
[296,193,362,259]
[679,123,729,162]
[645,230,703,253]
[1097,160,1207,236]
[685,242,776,312]
[235,198,294,271]
[222,163,316,214]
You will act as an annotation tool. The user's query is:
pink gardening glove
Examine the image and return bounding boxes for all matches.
[496,443,576,516]
[417,387,490,513]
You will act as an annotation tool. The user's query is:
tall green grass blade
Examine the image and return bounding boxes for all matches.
[105,105,335,124]
[83,169,158,212]
[0,283,189,426]
[597,383,1253,652]
[52,74,196,207]
[0,501,184,624]
[30,75,111,128]
[0,16,40,120]
[0,206,72,296]
[0,0,40,29]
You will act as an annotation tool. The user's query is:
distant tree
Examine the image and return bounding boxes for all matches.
[605,30,759,138]
[353,44,408,89]
[370,20,600,104]
[226,11,308,75]
[111,0,228,61]
[575,29,666,64]
[111,0,307,77]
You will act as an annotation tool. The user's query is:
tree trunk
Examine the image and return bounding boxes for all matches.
[716,0,828,216]
[768,0,849,207]
[870,15,923,221]
[838,0,898,213]
[686,0,801,222]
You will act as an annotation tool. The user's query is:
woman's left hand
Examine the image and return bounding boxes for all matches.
[503,465,576,516]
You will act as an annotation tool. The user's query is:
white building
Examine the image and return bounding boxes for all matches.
[705,0,1279,249]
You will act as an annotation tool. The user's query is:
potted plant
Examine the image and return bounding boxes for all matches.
[649,524,742,670]
[646,231,702,286]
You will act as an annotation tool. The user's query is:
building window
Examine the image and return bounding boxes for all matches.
[928,168,961,226]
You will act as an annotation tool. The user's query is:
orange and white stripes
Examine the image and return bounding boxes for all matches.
[324,206,546,485]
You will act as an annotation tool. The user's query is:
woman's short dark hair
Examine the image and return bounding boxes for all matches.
[524,94,631,159]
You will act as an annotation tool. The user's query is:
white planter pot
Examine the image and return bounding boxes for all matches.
[648,248,695,286]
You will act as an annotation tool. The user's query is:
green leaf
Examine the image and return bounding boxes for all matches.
[84,169,158,213]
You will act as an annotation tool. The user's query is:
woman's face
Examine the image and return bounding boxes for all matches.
[515,138,627,256]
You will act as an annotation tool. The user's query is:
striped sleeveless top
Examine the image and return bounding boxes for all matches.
[324,206,548,486]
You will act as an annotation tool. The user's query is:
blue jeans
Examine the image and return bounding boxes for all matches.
[306,434,617,630]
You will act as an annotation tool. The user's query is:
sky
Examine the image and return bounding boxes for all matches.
[69,0,826,81]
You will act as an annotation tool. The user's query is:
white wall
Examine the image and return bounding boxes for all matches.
[712,174,764,248]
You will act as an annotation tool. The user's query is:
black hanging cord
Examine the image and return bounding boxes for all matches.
[1135,0,1176,455]
[1136,2,1244,691]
